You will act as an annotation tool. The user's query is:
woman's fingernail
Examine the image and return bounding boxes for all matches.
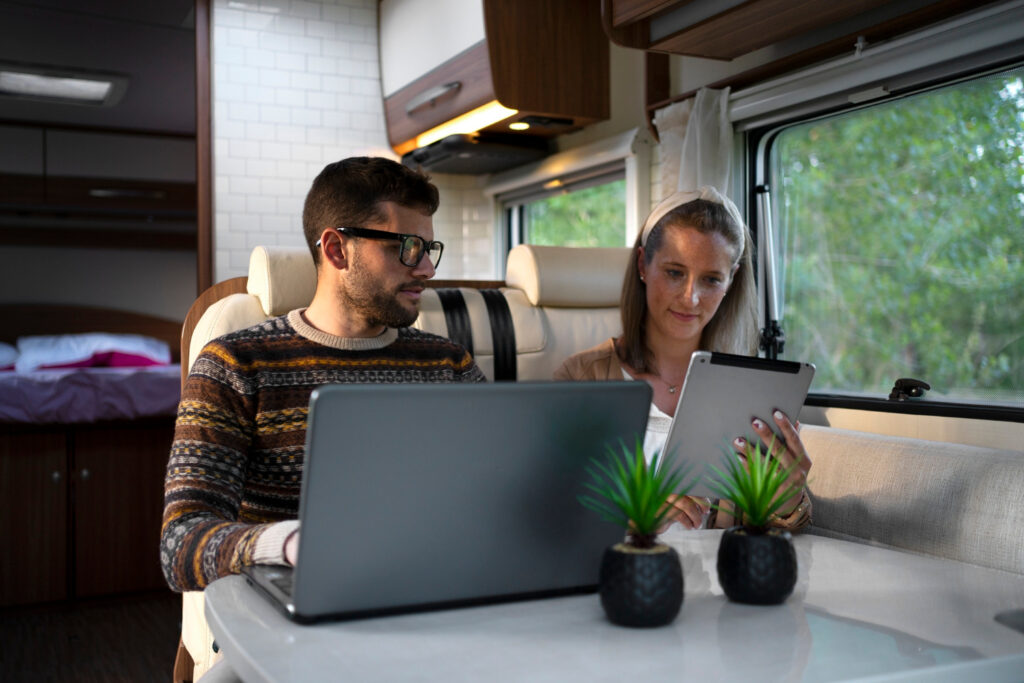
[774,410,784,420]
[733,437,745,448]
[752,418,765,429]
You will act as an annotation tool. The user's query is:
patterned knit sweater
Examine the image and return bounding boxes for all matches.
[161,309,485,592]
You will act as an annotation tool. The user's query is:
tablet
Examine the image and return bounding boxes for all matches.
[663,351,815,497]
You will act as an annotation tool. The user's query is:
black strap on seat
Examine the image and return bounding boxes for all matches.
[480,289,517,382]
[434,288,474,356]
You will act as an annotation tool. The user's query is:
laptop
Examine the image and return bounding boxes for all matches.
[661,351,816,498]
[243,380,651,622]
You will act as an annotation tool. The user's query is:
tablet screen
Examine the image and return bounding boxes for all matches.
[662,351,815,498]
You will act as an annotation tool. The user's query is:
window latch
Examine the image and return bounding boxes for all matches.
[888,377,930,401]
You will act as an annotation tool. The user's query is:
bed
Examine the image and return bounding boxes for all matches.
[0,303,184,606]
[0,303,183,424]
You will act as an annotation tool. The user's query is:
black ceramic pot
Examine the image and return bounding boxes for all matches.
[598,543,683,627]
[717,527,797,605]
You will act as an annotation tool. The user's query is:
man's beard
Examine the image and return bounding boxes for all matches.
[340,252,419,329]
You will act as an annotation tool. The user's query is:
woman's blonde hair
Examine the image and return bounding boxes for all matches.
[619,196,758,373]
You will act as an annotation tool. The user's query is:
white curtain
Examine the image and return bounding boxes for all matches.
[653,87,733,196]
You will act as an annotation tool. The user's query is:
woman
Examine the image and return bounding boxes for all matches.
[554,187,812,532]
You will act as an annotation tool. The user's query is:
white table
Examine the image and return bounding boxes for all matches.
[204,530,1024,682]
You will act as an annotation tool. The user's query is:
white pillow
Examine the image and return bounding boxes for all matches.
[0,341,17,370]
[16,333,172,373]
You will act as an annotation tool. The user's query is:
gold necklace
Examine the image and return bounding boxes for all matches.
[657,374,677,393]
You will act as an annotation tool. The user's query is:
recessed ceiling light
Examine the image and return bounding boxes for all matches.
[0,64,127,106]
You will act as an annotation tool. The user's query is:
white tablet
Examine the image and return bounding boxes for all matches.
[662,351,816,497]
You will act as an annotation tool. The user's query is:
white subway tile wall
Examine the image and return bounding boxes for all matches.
[429,173,497,280]
[212,0,498,281]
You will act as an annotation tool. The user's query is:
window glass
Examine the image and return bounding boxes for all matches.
[770,66,1024,407]
[512,177,626,248]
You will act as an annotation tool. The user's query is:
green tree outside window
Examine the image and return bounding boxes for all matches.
[773,69,1024,405]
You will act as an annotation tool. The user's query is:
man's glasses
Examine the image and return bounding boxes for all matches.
[318,227,444,268]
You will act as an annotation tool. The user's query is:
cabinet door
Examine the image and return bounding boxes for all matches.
[74,422,173,597]
[0,431,68,606]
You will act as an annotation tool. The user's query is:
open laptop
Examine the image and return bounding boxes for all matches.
[243,380,651,623]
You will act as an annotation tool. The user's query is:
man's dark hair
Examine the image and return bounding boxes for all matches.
[302,157,440,265]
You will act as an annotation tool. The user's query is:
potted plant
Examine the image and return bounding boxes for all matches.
[579,439,695,627]
[706,438,802,605]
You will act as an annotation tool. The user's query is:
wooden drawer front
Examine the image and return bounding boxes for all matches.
[74,423,173,597]
[44,176,196,215]
[0,173,45,205]
[384,40,495,148]
[0,432,68,606]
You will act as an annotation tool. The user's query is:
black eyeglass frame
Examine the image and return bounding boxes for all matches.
[318,226,444,268]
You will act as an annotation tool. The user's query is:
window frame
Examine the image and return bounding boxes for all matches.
[743,61,1024,423]
[484,127,652,277]
[501,164,627,251]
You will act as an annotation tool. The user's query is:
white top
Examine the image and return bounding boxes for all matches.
[205,530,1024,682]
[621,367,673,462]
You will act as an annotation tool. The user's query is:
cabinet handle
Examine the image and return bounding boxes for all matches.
[52,471,61,484]
[406,81,462,115]
[80,468,90,481]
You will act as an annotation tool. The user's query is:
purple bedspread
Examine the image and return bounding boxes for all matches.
[0,365,181,424]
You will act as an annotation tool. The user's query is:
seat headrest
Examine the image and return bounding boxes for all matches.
[246,246,317,316]
[505,244,632,307]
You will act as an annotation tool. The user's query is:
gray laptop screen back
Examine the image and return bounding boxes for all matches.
[292,380,651,619]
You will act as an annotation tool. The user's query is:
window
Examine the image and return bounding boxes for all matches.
[766,65,1024,408]
[502,167,627,248]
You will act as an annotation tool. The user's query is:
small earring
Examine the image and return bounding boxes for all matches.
[640,275,645,282]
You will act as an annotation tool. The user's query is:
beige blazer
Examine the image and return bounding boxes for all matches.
[553,338,623,382]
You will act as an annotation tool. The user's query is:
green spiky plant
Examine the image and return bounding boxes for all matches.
[705,437,803,533]
[579,439,696,549]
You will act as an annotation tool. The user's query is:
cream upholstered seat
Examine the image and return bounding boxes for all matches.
[178,246,318,681]
[185,245,316,370]
[414,244,631,380]
[801,425,1024,575]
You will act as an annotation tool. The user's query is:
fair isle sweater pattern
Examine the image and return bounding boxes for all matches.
[161,311,484,592]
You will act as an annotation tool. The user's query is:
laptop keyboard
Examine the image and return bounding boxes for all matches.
[270,573,294,596]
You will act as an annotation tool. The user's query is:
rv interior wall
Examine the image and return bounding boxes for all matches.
[210,2,652,282]
[209,0,391,282]
[0,1,198,321]
[0,246,196,323]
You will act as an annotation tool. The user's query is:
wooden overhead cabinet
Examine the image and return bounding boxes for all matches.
[380,0,610,156]
[602,0,1000,60]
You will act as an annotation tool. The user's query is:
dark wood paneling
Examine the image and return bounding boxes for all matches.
[74,423,173,597]
[0,226,195,251]
[384,0,611,153]
[383,41,495,149]
[0,432,68,606]
[0,304,183,363]
[42,176,196,214]
[652,0,896,59]
[196,0,214,295]
[644,0,996,118]
[645,52,670,141]
[0,173,45,204]
[485,0,609,120]
[610,0,673,27]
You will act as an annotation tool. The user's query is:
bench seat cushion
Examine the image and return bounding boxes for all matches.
[801,424,1024,575]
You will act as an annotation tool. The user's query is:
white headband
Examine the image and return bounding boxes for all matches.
[639,186,746,247]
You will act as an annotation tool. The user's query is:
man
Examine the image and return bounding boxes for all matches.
[161,157,485,592]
